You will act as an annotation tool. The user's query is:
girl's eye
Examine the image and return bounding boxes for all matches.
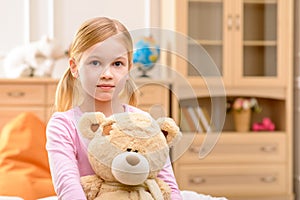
[90,60,100,66]
[114,61,124,67]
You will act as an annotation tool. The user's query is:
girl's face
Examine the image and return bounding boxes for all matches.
[75,36,130,102]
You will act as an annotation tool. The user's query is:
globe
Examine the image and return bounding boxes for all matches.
[133,36,160,77]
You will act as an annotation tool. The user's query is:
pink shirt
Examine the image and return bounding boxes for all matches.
[46,105,182,200]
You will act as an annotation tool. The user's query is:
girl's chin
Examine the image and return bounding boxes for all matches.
[92,90,122,102]
[95,96,113,102]
[95,93,122,102]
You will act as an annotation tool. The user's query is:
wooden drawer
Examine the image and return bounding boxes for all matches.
[172,133,286,163]
[136,84,168,105]
[0,84,45,105]
[230,195,293,200]
[46,83,57,105]
[0,107,45,131]
[136,84,169,117]
[138,104,169,119]
[176,164,286,197]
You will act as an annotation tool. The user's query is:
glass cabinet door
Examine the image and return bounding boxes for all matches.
[243,0,277,77]
[176,0,287,87]
[186,0,224,79]
[234,0,286,86]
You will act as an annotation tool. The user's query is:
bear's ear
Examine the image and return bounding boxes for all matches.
[78,112,106,139]
[156,117,182,147]
[101,120,114,136]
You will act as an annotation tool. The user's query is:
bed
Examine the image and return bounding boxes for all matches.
[0,112,227,200]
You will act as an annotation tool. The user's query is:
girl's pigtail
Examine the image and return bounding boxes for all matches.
[54,70,76,112]
[127,78,137,106]
[119,77,138,107]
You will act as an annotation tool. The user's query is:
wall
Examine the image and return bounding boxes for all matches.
[0,0,161,52]
[0,0,162,78]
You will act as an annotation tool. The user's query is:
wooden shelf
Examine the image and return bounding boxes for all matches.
[176,83,287,100]
[171,0,293,198]
[189,40,223,46]
[188,0,222,3]
[181,131,285,135]
[0,78,59,84]
[244,40,277,46]
[244,0,277,4]
[188,1,278,5]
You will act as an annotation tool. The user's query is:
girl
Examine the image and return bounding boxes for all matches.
[46,17,182,200]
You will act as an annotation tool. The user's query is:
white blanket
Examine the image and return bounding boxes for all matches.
[181,190,228,200]
[0,190,228,200]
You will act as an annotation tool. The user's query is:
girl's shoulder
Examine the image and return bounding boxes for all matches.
[48,106,82,126]
[46,107,83,142]
[123,104,148,114]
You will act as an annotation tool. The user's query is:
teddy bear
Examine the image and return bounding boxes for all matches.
[78,111,182,200]
[3,35,66,78]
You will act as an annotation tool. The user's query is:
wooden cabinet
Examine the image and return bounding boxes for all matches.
[172,133,293,199]
[175,0,293,88]
[172,134,289,199]
[0,78,58,130]
[176,164,287,198]
[0,78,171,131]
[135,79,172,119]
[169,0,294,199]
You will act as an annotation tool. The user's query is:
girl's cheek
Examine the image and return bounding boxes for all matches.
[79,65,100,79]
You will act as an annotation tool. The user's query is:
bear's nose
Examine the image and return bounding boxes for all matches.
[126,154,140,166]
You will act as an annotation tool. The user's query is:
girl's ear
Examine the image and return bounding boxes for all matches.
[69,58,79,78]
[78,112,106,140]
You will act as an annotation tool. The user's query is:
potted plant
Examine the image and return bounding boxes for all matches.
[227,97,261,132]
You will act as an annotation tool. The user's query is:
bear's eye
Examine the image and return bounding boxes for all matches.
[133,150,138,153]
[126,148,132,152]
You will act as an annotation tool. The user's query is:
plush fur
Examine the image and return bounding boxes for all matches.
[78,112,182,200]
[3,36,66,78]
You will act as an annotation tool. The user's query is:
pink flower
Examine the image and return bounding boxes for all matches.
[233,98,243,110]
[229,97,261,113]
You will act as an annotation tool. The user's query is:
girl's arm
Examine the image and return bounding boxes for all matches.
[157,157,183,200]
[46,113,87,200]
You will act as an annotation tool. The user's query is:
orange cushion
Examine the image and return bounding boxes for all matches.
[0,112,55,200]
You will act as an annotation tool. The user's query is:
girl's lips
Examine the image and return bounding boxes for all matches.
[97,84,115,90]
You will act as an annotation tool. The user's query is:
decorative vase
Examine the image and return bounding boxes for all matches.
[233,109,251,132]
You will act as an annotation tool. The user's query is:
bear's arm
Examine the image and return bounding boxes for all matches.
[156,178,172,200]
[80,175,103,200]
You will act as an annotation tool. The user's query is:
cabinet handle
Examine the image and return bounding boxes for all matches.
[235,14,240,30]
[7,91,25,97]
[260,145,276,152]
[261,176,276,183]
[227,15,233,30]
[189,176,206,185]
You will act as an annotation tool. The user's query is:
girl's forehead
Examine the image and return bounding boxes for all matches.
[83,37,128,59]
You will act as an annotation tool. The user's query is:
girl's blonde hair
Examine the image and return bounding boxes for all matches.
[55,17,137,112]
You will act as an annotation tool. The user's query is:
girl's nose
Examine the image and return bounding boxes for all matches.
[100,66,113,79]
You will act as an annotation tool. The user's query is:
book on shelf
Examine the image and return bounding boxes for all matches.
[181,107,197,132]
[187,106,204,133]
[194,106,212,132]
[180,109,191,132]
[180,106,212,133]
